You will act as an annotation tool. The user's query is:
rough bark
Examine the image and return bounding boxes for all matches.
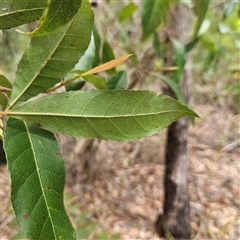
[155,3,193,239]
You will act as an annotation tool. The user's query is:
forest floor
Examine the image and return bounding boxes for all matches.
[0,102,239,240]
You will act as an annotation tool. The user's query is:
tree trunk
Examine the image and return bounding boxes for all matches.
[155,3,192,239]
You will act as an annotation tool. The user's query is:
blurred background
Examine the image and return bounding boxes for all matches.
[0,0,239,239]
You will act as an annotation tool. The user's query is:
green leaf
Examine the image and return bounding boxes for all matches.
[118,3,137,22]
[83,75,106,89]
[200,36,216,51]
[0,74,12,111]
[65,78,86,91]
[8,90,199,141]
[67,70,106,89]
[0,0,47,29]
[3,118,76,239]
[102,39,116,75]
[9,0,94,108]
[185,38,199,52]
[193,0,210,38]
[30,0,82,36]
[141,0,169,40]
[151,73,186,104]
[203,50,215,70]
[107,71,127,90]
[153,31,162,58]
[198,19,211,36]
[223,0,237,20]
[172,39,186,83]
[73,27,101,72]
[92,27,101,67]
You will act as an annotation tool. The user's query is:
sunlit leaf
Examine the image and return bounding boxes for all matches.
[73,26,101,71]
[193,0,210,38]
[7,90,199,141]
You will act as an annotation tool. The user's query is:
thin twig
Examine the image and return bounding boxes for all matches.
[221,139,240,152]
[0,111,8,116]
[0,86,12,92]
[46,75,81,93]
[0,214,15,229]
[1,91,9,101]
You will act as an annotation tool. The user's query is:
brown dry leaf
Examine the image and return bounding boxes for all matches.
[81,54,132,76]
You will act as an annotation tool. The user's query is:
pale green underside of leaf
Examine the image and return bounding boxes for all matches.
[30,0,82,36]
[3,118,75,239]
[0,0,47,29]
[9,90,199,141]
[9,0,94,108]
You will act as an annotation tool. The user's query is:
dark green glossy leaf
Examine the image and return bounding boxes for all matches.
[30,0,82,36]
[8,90,199,141]
[9,0,94,108]
[118,2,137,22]
[0,0,47,29]
[107,71,127,90]
[3,118,75,239]
[185,38,199,52]
[65,79,86,91]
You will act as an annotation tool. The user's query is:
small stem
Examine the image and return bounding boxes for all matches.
[0,111,8,116]
[1,91,9,101]
[0,86,12,92]
[46,75,82,93]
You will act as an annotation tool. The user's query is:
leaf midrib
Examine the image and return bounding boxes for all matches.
[1,8,45,16]
[8,110,192,118]
[9,17,74,109]
[25,121,57,239]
